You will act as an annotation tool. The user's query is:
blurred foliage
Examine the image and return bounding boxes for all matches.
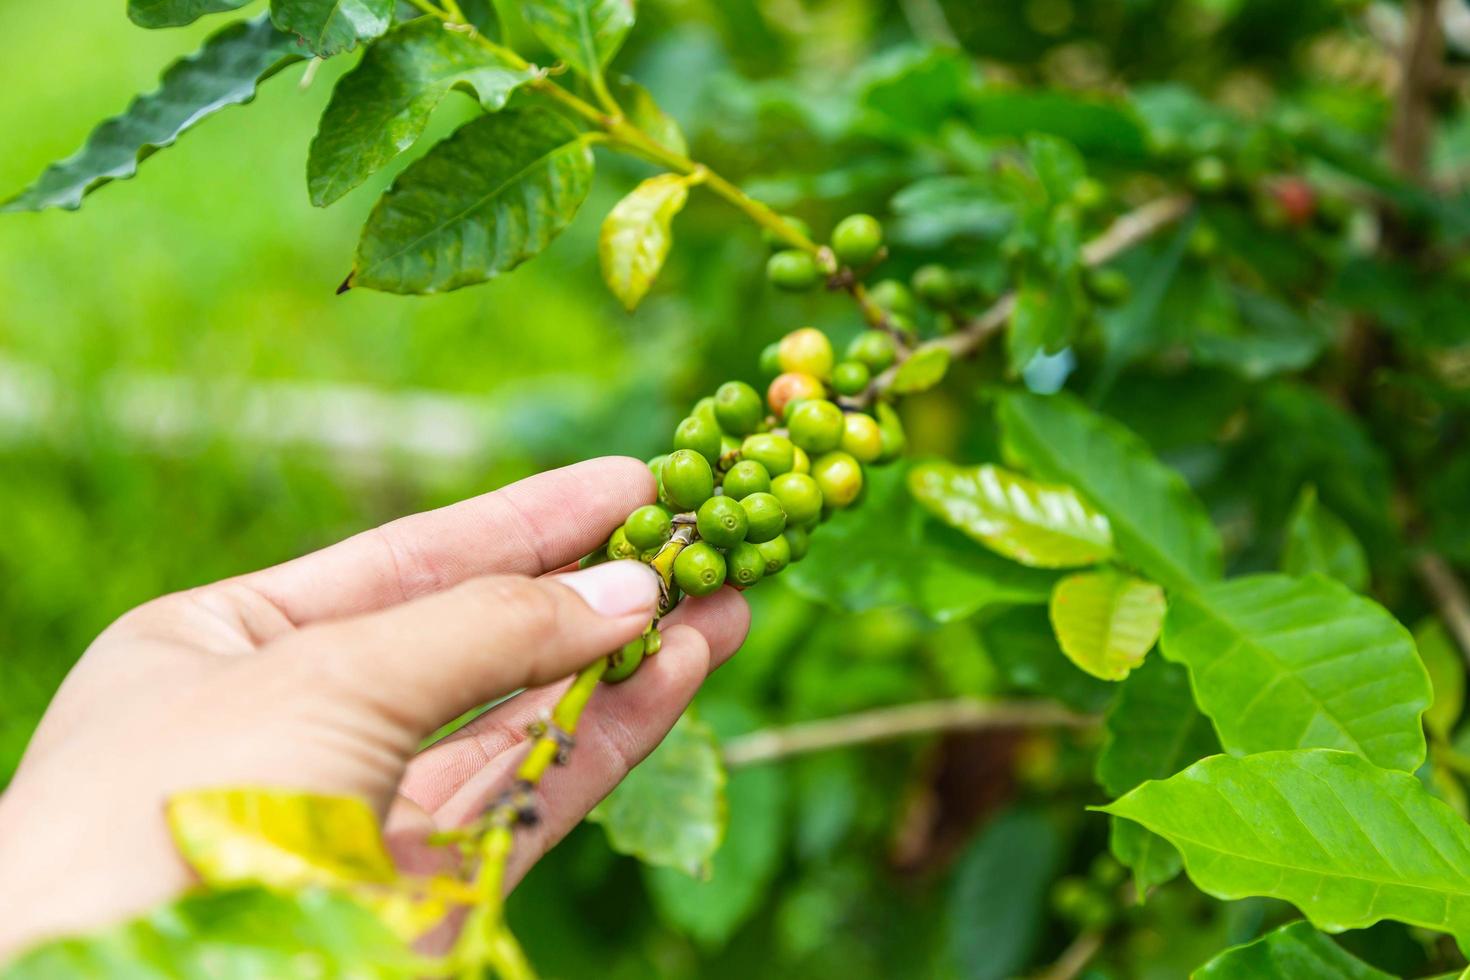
[7,0,1470,976]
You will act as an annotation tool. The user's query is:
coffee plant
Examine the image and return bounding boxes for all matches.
[8,0,1470,977]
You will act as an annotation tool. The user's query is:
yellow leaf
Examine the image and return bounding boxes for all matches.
[598,172,691,312]
[1049,569,1166,681]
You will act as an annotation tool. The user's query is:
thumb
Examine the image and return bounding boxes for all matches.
[262,560,659,743]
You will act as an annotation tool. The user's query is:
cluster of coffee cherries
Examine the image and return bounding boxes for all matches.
[587,325,906,682]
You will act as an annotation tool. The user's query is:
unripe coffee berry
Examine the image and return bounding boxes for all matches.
[1189,154,1229,193]
[714,381,764,436]
[788,399,844,454]
[784,525,811,562]
[767,250,819,291]
[643,627,662,656]
[726,541,766,588]
[1071,176,1107,211]
[759,342,783,380]
[846,330,897,372]
[831,360,871,396]
[778,327,834,380]
[875,401,907,463]
[722,459,771,499]
[604,636,645,683]
[771,472,823,526]
[912,263,957,307]
[607,526,639,561]
[757,534,792,576]
[690,396,719,429]
[718,434,742,467]
[662,449,715,512]
[831,213,883,266]
[740,492,787,543]
[624,504,673,552]
[763,215,812,251]
[741,433,796,476]
[647,454,667,480]
[841,412,884,463]
[767,372,825,418]
[867,278,915,316]
[673,541,727,597]
[812,451,864,508]
[697,495,748,548]
[674,415,722,465]
[791,445,810,474]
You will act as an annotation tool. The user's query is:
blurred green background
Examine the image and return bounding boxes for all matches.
[6,0,1461,976]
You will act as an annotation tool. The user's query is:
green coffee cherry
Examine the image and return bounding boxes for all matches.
[767,250,820,291]
[778,327,834,380]
[714,380,764,436]
[673,541,727,597]
[770,472,823,527]
[1050,877,1114,931]
[643,627,662,656]
[784,526,811,562]
[846,330,898,372]
[607,526,639,561]
[579,547,610,569]
[1071,176,1107,211]
[874,401,906,463]
[791,445,810,474]
[831,360,871,396]
[673,415,722,465]
[763,215,812,251]
[759,341,783,380]
[812,451,864,508]
[787,399,845,454]
[723,459,771,499]
[726,541,766,588]
[831,213,883,266]
[718,433,742,467]
[912,263,957,307]
[604,636,645,683]
[697,495,749,548]
[690,396,719,429]
[624,504,673,552]
[841,412,883,463]
[767,371,825,419]
[1189,154,1230,193]
[740,492,787,543]
[647,454,667,481]
[757,534,792,576]
[662,449,715,512]
[867,278,915,316]
[741,433,796,476]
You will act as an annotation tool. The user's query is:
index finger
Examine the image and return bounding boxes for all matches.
[234,456,654,625]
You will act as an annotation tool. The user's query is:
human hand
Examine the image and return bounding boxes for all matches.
[0,457,750,956]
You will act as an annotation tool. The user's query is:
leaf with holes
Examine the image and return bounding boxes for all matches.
[3,17,300,213]
[1194,920,1394,979]
[1161,573,1429,772]
[128,0,250,28]
[350,109,595,294]
[271,0,393,57]
[908,462,1113,568]
[1101,749,1470,945]
[522,0,635,78]
[1048,570,1164,680]
[308,19,537,206]
[998,389,1222,591]
[599,173,691,311]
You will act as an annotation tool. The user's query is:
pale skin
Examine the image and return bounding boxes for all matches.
[0,457,750,958]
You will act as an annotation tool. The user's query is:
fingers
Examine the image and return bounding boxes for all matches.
[259,561,661,748]
[235,457,654,625]
[402,588,751,860]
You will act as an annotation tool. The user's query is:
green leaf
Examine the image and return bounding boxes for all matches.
[1161,573,1430,772]
[1194,920,1395,979]
[522,0,635,78]
[128,0,250,28]
[308,19,537,206]
[645,754,784,948]
[1008,282,1076,374]
[1048,570,1165,681]
[1282,485,1370,592]
[1026,134,1085,201]
[350,109,595,294]
[0,887,420,978]
[598,173,690,312]
[590,713,726,875]
[608,74,687,156]
[908,462,1113,569]
[785,464,1059,622]
[1096,657,1219,894]
[271,0,393,56]
[1101,749,1470,945]
[997,389,1223,591]
[947,807,1062,980]
[1418,618,1465,743]
[2,17,300,213]
[889,346,952,395]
